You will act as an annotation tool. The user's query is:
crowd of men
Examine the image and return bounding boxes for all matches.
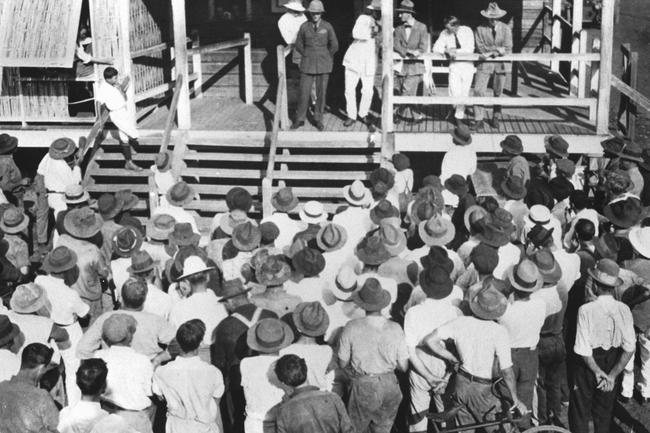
[278,0,514,131]
[0,121,649,433]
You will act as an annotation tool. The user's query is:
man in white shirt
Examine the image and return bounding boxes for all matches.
[333,180,375,247]
[284,247,328,303]
[439,125,477,183]
[153,183,200,233]
[261,187,305,250]
[37,138,82,217]
[127,250,173,320]
[95,67,141,172]
[432,16,475,124]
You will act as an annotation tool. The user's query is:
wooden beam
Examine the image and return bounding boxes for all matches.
[191,33,203,99]
[578,29,587,98]
[570,0,584,96]
[187,38,249,55]
[161,74,184,153]
[597,0,615,134]
[612,76,650,113]
[551,0,563,72]
[381,0,394,134]
[393,95,597,107]
[117,0,136,123]
[418,52,600,62]
[131,42,171,59]
[171,0,191,129]
[276,45,290,129]
[243,33,253,105]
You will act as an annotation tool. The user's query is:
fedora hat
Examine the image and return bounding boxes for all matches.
[470,243,499,275]
[260,221,280,245]
[97,193,124,221]
[168,222,201,246]
[307,0,324,13]
[549,177,574,202]
[476,222,510,248]
[226,187,253,212]
[618,141,644,163]
[481,2,507,18]
[292,247,325,277]
[527,224,554,249]
[603,197,642,229]
[419,215,455,247]
[284,0,306,12]
[247,318,294,353]
[178,255,215,280]
[594,232,619,261]
[115,189,139,212]
[10,283,49,314]
[112,226,143,258]
[370,167,395,190]
[452,124,472,146]
[410,199,437,226]
[544,135,570,158]
[42,246,77,274]
[283,237,309,259]
[0,206,29,234]
[444,174,469,196]
[0,133,18,155]
[529,204,551,225]
[220,209,251,235]
[507,259,543,292]
[392,153,411,171]
[588,259,623,287]
[316,223,348,252]
[64,207,103,239]
[555,159,576,177]
[601,136,625,156]
[464,204,489,232]
[395,0,415,14]
[491,208,515,234]
[370,200,400,224]
[330,266,358,300]
[102,313,137,345]
[352,277,391,312]
[49,137,76,160]
[127,250,157,275]
[299,200,328,224]
[500,135,523,155]
[420,246,454,273]
[256,254,292,286]
[166,181,196,207]
[469,277,508,320]
[343,180,372,206]
[64,184,90,205]
[293,301,329,337]
[531,248,562,285]
[629,227,650,259]
[378,221,406,256]
[501,175,527,200]
[219,279,252,301]
[0,315,19,347]
[147,213,176,241]
[419,266,453,300]
[271,187,299,212]
[355,234,392,266]
[232,221,261,252]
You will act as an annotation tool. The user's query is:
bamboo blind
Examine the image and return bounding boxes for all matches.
[0,0,82,67]
[130,0,169,95]
[0,68,20,118]
[89,0,123,69]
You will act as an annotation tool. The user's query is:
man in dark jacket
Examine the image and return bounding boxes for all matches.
[292,0,339,131]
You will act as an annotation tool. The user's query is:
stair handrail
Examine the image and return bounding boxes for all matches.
[160,73,185,154]
[262,73,285,219]
[276,45,291,129]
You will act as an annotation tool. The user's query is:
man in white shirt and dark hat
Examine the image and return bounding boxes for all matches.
[37,138,82,217]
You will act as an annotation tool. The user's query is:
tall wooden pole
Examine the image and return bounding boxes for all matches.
[381,0,394,136]
[118,0,136,123]
[570,0,583,96]
[596,0,615,134]
[171,0,191,129]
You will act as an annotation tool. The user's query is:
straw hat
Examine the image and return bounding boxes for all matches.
[629,227,650,259]
[10,283,50,314]
[316,223,348,252]
[299,201,328,224]
[481,2,507,19]
[283,0,306,12]
[469,278,508,320]
[501,175,527,200]
[178,255,215,280]
[529,204,552,225]
[588,259,623,287]
[603,197,642,229]
[366,0,382,10]
[218,279,252,301]
[232,221,261,252]
[102,314,137,345]
[64,207,103,239]
[378,221,406,256]
[476,222,510,248]
[272,187,299,212]
[464,204,489,232]
[419,215,455,247]
[531,248,562,285]
[112,226,143,258]
[292,247,325,277]
[351,278,391,312]
[500,135,523,155]
[49,137,77,160]
[247,318,294,353]
[395,0,415,14]
[42,246,78,274]
[330,266,358,301]
[451,124,472,145]
[256,255,292,286]
[64,184,90,205]
[507,259,543,292]
[293,302,329,337]
[115,189,139,212]
[147,213,177,241]
[444,175,468,196]
[370,200,400,224]
[97,193,124,221]
[342,180,372,206]
[0,206,29,234]
[355,234,392,266]
[127,250,157,275]
[166,181,197,207]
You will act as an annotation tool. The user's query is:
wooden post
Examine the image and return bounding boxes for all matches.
[622,44,638,138]
[276,45,290,129]
[381,0,394,134]
[16,70,26,127]
[262,177,273,219]
[171,0,191,129]
[243,32,253,105]
[245,0,252,21]
[551,0,563,72]
[590,38,600,99]
[596,0,615,134]
[578,29,587,98]
[192,32,203,99]
[570,0,583,96]
[117,0,136,123]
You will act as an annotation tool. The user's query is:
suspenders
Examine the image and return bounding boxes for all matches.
[231,306,263,328]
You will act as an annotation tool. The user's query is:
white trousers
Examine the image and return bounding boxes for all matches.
[47,193,67,218]
[345,69,374,120]
[109,108,139,142]
[448,67,475,119]
[622,332,650,398]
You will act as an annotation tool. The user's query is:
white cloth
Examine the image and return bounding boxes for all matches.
[140,241,171,276]
[153,205,199,233]
[96,345,153,411]
[111,257,132,300]
[492,243,522,280]
[58,401,112,433]
[284,276,328,304]
[152,356,224,433]
[332,207,375,246]
[7,311,52,348]
[221,251,254,282]
[0,350,20,382]
[151,166,176,199]
[280,343,335,391]
[143,283,173,320]
[437,315,512,378]
[404,298,462,349]
[261,212,305,250]
[37,154,82,215]
[240,355,284,433]
[278,12,307,45]
[439,145,477,183]
[552,249,581,292]
[622,333,650,398]
[574,295,636,357]
[344,69,374,120]
[531,284,563,318]
[169,291,228,346]
[320,297,365,345]
[35,275,89,326]
[498,298,547,348]
[457,237,480,266]
[357,273,397,318]
[343,15,377,76]
[96,81,138,141]
[393,169,414,196]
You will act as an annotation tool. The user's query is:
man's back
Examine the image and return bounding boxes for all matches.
[276,386,354,433]
[0,376,59,433]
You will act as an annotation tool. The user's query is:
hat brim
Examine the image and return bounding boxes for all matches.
[587,268,623,288]
[316,224,348,252]
[0,217,29,234]
[49,144,76,160]
[507,266,543,293]
[169,232,201,246]
[370,208,400,225]
[0,136,18,155]
[271,195,299,213]
[127,260,158,275]
[351,288,391,312]
[166,187,196,207]
[463,205,488,232]
[219,286,253,302]
[469,295,507,320]
[603,204,640,229]
[342,185,372,206]
[629,228,650,259]
[543,137,569,158]
[396,7,415,14]
[500,142,523,155]
[178,265,216,280]
[418,220,455,247]
[146,221,174,241]
[500,179,527,200]
[481,10,507,18]
[0,323,19,347]
[299,208,328,224]
[383,234,407,256]
[42,251,78,274]
[112,233,144,258]
[329,280,358,301]
[355,245,392,266]
[10,293,47,314]
[246,320,294,353]
[66,191,91,205]
[64,213,103,239]
[307,7,325,13]
[293,307,330,337]
[220,215,251,236]
[232,234,262,252]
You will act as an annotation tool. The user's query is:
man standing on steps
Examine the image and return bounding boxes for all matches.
[96,67,142,172]
[291,0,339,131]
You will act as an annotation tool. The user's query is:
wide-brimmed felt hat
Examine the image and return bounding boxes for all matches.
[481,1,507,18]
[283,0,306,12]
[226,187,253,212]
[507,259,543,292]
[232,221,261,252]
[343,180,372,206]
[549,177,574,202]
[299,200,328,224]
[307,0,325,13]
[604,197,642,229]
[529,204,551,225]
[116,189,139,212]
[501,175,527,200]
[10,283,49,314]
[97,193,125,221]
[420,246,454,273]
[464,204,489,232]
[395,0,416,14]
[64,184,90,205]
[410,199,437,226]
[247,318,294,353]
[629,227,650,259]
[260,221,280,244]
[378,221,406,256]
[166,181,197,207]
[370,200,400,224]
[49,137,76,160]
[220,209,251,235]
[168,222,201,246]
[112,226,143,258]
[531,248,562,284]
[0,206,29,234]
[491,208,515,234]
[120,215,146,238]
[0,315,19,347]
[588,259,623,287]
[544,135,569,158]
[0,133,18,155]
[526,224,554,249]
[392,153,411,171]
[500,135,523,155]
[64,207,103,239]
[419,265,453,300]
[452,124,472,145]
[147,213,177,241]
[292,247,325,277]
[352,277,391,311]
[476,222,510,248]
[470,277,508,320]
[316,223,348,252]
[618,141,644,163]
[471,243,499,275]
[419,215,455,247]
[556,159,576,177]
[283,238,309,259]
[155,151,172,172]
[293,301,329,337]
[178,255,215,280]
[127,250,157,275]
[330,266,358,300]
[370,167,395,190]
[444,174,468,196]
[219,279,252,301]
[601,136,625,156]
[102,313,137,345]
[256,255,292,286]
[355,234,392,266]
[272,187,299,212]
[42,246,77,274]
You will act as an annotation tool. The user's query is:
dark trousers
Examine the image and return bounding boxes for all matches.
[537,334,566,424]
[511,347,538,416]
[348,372,402,433]
[295,72,329,123]
[221,365,245,433]
[454,373,503,433]
[568,347,622,433]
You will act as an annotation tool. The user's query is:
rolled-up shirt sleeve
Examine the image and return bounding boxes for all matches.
[494,326,513,370]
[573,306,592,357]
[620,306,636,353]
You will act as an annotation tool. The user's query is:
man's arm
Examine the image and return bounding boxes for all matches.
[422,328,459,367]
[393,28,408,57]
[328,23,339,56]
[502,24,513,54]
[501,367,527,414]
[76,316,104,358]
[50,324,70,350]
[294,24,306,56]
